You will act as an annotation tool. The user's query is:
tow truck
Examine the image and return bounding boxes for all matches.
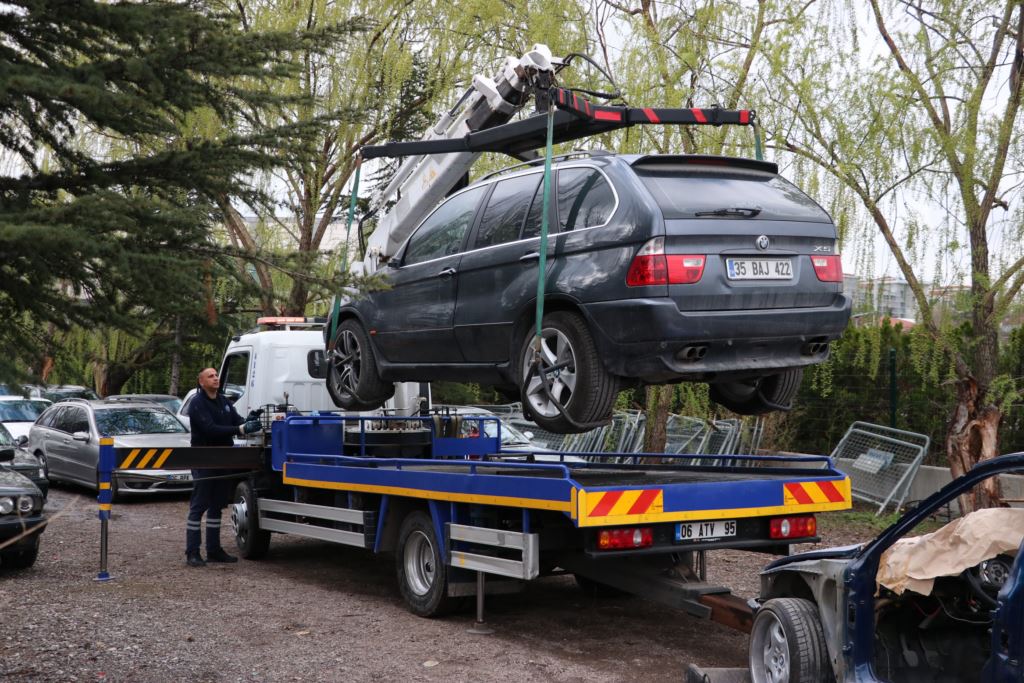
[99,44,853,635]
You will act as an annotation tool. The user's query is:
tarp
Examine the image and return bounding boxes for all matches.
[877,507,1024,595]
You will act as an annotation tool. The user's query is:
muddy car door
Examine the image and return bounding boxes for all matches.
[367,185,486,366]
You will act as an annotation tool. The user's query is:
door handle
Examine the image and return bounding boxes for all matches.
[437,267,457,279]
[519,252,540,262]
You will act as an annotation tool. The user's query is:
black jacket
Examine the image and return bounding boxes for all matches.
[188,388,244,447]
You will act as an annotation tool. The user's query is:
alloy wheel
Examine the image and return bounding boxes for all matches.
[522,327,578,419]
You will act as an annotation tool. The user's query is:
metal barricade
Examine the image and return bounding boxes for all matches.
[830,422,929,514]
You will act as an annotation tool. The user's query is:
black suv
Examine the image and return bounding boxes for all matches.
[0,440,46,570]
[327,153,850,432]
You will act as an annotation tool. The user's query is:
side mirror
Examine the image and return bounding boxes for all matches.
[0,447,14,462]
[72,431,90,442]
[15,435,27,447]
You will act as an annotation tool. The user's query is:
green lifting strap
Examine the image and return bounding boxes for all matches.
[533,106,556,343]
[329,161,362,348]
[752,117,763,161]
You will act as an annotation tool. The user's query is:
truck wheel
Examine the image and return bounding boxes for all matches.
[1,535,39,570]
[232,480,270,559]
[519,311,617,434]
[710,368,803,416]
[749,598,833,683]
[396,511,454,617]
[327,319,393,410]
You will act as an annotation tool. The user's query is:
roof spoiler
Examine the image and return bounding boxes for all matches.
[631,155,778,174]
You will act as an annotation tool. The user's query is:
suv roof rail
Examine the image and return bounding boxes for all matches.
[55,397,92,406]
[476,149,612,183]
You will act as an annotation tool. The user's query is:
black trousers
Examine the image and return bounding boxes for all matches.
[185,469,236,554]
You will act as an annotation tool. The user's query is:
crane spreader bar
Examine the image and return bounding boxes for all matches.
[362,88,755,160]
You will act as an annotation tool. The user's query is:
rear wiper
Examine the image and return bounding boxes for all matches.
[694,206,762,217]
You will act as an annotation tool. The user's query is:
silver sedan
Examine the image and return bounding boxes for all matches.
[29,400,193,499]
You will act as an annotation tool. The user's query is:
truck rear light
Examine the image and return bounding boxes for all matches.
[626,238,668,286]
[769,515,817,539]
[627,239,705,286]
[597,526,654,550]
[810,255,842,282]
[666,255,705,284]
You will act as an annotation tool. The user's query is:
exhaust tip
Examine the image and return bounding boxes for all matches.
[676,345,708,363]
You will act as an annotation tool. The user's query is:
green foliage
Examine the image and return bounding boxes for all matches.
[0,0,349,385]
[775,319,1023,463]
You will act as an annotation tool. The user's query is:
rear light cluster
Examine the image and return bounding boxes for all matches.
[811,255,842,282]
[626,237,705,286]
[597,526,654,550]
[769,515,817,539]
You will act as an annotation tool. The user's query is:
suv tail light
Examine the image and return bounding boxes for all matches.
[769,515,817,539]
[627,238,705,286]
[811,255,842,282]
[597,526,654,550]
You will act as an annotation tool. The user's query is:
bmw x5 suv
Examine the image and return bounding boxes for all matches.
[327,152,851,432]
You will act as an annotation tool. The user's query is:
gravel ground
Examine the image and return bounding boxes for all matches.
[1,486,877,682]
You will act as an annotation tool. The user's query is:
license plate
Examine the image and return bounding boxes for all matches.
[725,258,792,280]
[168,473,192,481]
[676,519,737,542]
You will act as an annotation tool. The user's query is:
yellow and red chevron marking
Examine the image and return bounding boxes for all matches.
[584,489,664,521]
[575,477,852,527]
[784,479,851,507]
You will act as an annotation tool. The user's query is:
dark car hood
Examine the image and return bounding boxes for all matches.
[0,468,41,495]
[763,543,863,571]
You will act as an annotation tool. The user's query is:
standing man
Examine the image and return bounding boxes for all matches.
[185,367,262,567]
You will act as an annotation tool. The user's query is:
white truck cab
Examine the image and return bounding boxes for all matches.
[178,317,428,430]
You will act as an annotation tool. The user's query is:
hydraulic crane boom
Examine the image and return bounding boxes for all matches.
[358,45,561,275]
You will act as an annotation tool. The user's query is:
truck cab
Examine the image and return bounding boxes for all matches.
[179,317,338,428]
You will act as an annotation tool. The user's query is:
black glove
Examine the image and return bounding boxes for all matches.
[240,420,262,435]
[246,408,264,421]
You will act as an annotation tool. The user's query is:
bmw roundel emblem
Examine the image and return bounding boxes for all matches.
[756,235,770,251]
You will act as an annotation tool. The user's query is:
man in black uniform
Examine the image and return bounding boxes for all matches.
[185,367,262,567]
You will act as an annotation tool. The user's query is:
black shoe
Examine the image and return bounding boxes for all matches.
[206,548,238,563]
[186,552,206,567]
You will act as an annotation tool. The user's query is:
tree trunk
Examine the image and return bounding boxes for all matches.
[168,316,182,396]
[945,375,1004,512]
[643,385,674,453]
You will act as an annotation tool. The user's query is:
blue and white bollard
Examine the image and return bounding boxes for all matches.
[95,437,114,582]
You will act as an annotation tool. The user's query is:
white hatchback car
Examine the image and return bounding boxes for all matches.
[0,396,52,441]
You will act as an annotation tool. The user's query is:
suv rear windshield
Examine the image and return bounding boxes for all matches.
[634,165,830,222]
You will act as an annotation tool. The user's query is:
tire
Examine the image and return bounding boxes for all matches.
[749,598,833,683]
[395,510,454,617]
[231,479,270,559]
[1,535,39,570]
[326,319,393,410]
[710,368,804,416]
[519,311,618,434]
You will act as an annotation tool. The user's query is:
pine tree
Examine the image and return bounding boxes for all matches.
[0,0,360,384]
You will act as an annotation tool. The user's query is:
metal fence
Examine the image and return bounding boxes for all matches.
[501,405,765,465]
[830,421,929,515]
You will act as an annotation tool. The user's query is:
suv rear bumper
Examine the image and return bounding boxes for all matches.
[584,296,851,382]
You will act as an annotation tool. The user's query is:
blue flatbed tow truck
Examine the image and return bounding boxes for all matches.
[116,412,852,627]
